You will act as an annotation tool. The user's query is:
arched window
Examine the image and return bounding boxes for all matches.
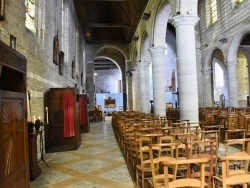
[75,25,79,77]
[62,0,69,65]
[25,0,36,33]
[215,62,224,88]
[210,0,218,24]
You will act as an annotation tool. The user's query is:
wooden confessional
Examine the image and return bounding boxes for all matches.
[0,41,29,187]
[45,87,81,153]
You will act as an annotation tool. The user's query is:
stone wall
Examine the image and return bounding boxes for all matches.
[0,0,86,122]
[198,0,250,107]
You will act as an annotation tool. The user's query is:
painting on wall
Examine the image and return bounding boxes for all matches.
[59,51,64,75]
[72,57,75,79]
[0,0,5,21]
[53,31,59,65]
[104,97,116,108]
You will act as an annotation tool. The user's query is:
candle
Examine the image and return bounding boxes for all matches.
[33,115,36,123]
[46,107,49,124]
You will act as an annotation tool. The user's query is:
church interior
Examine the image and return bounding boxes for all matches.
[1,0,250,187]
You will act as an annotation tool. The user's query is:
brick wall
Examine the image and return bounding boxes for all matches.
[0,0,86,122]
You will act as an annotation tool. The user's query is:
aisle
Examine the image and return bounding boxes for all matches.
[31,118,134,188]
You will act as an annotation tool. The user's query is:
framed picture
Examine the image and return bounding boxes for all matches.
[104,98,116,107]
[59,51,64,75]
[72,58,75,79]
[10,35,16,50]
[53,31,59,65]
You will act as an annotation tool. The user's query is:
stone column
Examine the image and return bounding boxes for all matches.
[86,61,95,110]
[132,70,140,111]
[227,61,239,107]
[149,46,166,116]
[173,15,199,122]
[202,69,213,107]
[126,60,133,111]
[139,60,151,113]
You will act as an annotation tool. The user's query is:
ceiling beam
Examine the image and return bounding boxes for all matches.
[83,23,130,27]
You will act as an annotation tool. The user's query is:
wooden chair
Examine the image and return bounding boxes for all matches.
[214,138,250,188]
[225,128,246,140]
[162,158,210,188]
[186,140,214,188]
[148,143,179,188]
[213,154,250,188]
[135,136,152,188]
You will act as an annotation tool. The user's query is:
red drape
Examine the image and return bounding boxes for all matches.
[63,92,75,138]
[79,98,86,125]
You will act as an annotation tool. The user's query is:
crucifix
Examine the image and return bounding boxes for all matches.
[172,87,179,108]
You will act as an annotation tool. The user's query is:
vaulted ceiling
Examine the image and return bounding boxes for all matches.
[73,0,149,44]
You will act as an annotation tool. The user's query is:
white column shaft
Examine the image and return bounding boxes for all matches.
[227,61,239,107]
[149,46,166,116]
[139,61,151,113]
[126,60,133,111]
[173,15,199,122]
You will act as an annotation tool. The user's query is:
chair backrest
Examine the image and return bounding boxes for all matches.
[185,140,214,188]
[224,138,250,156]
[162,158,210,188]
[218,154,250,188]
[149,143,179,188]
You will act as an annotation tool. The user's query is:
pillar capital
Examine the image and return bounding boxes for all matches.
[138,60,151,67]
[149,46,166,55]
[201,69,213,76]
[131,70,139,75]
[173,15,199,27]
[226,60,238,66]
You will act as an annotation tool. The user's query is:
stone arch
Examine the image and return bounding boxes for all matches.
[94,56,122,76]
[132,47,139,68]
[203,46,226,70]
[228,29,250,62]
[86,44,129,62]
[141,31,150,61]
[153,0,171,47]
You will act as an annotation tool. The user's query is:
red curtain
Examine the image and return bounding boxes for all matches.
[63,92,75,138]
[79,98,86,125]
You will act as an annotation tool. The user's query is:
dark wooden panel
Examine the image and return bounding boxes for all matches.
[0,41,28,188]
[45,88,81,153]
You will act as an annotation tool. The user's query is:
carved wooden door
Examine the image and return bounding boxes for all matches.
[0,91,29,188]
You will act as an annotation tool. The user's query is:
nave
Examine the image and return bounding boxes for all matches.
[30,117,134,188]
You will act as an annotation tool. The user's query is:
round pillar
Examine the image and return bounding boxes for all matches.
[139,60,151,113]
[173,15,199,122]
[227,61,239,107]
[149,46,166,116]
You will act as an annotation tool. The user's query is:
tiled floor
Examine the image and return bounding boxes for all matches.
[30,117,241,188]
[30,117,135,188]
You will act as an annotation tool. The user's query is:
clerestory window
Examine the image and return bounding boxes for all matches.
[25,0,36,33]
[210,0,218,24]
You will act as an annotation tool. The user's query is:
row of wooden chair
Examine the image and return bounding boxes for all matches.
[112,111,250,188]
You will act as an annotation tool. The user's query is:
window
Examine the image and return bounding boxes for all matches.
[25,0,36,33]
[75,25,79,77]
[210,0,218,24]
[215,62,224,88]
[62,0,69,65]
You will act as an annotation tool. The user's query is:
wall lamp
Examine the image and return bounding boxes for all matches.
[133,36,139,42]
[142,13,150,20]
[219,38,227,43]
